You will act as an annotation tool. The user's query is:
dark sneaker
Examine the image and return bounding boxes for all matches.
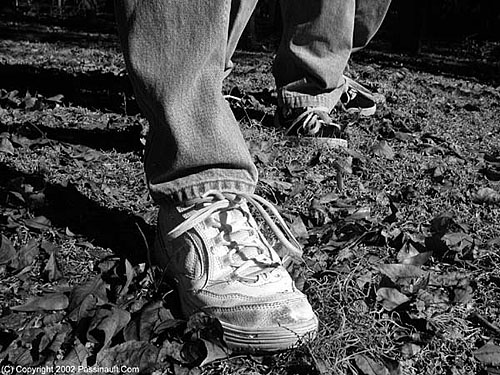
[275,106,348,148]
[153,191,318,352]
[339,76,377,116]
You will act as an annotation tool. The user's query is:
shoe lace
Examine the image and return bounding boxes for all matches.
[168,191,303,285]
[285,106,341,136]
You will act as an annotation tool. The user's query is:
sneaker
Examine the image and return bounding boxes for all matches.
[153,191,318,352]
[339,76,377,116]
[275,106,348,148]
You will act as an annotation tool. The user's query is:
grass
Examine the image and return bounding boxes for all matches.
[0,23,500,375]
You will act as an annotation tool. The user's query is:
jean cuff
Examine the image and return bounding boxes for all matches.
[277,77,347,111]
[149,168,257,204]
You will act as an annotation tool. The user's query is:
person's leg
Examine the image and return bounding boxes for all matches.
[273,0,355,112]
[273,0,391,132]
[115,0,257,203]
[115,0,317,352]
[225,0,259,75]
[353,0,392,52]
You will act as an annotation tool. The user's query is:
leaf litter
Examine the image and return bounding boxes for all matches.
[0,27,500,375]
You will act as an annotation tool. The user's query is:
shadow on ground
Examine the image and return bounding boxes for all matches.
[0,163,155,264]
[0,118,143,153]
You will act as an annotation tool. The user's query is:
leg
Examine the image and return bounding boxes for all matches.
[353,0,392,52]
[115,0,257,203]
[273,0,391,136]
[114,0,318,352]
[225,0,259,75]
[273,0,355,111]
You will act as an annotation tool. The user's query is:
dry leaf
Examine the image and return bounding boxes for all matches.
[372,140,395,160]
[0,137,15,155]
[0,235,16,265]
[43,252,63,281]
[124,301,176,341]
[397,241,431,266]
[11,293,69,312]
[354,354,390,375]
[376,287,410,311]
[24,216,52,231]
[473,343,500,366]
[87,305,131,348]
[183,339,229,367]
[17,239,40,270]
[55,338,89,367]
[96,341,162,372]
[378,264,426,281]
[472,187,500,205]
[289,215,309,240]
[401,343,421,358]
[68,276,109,319]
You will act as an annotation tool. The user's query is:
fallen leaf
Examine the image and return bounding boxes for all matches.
[452,278,473,304]
[473,343,500,366]
[182,339,229,367]
[1,328,44,366]
[68,276,109,319]
[43,252,63,281]
[354,354,390,375]
[0,137,15,155]
[24,216,52,231]
[0,235,16,265]
[120,259,135,297]
[472,187,500,205]
[11,293,69,312]
[124,301,176,342]
[427,271,469,287]
[416,289,450,316]
[287,160,305,175]
[185,312,225,347]
[319,191,339,204]
[46,94,64,103]
[378,264,426,281]
[260,178,293,192]
[372,140,395,160]
[346,206,371,221]
[96,340,162,372]
[17,239,40,270]
[441,232,475,258]
[55,338,89,367]
[397,241,431,266]
[39,323,71,355]
[430,212,455,234]
[376,287,410,311]
[289,215,309,240]
[87,305,131,347]
[401,343,421,358]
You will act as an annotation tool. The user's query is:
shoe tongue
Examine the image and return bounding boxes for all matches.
[219,208,271,264]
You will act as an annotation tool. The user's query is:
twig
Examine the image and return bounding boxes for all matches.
[469,312,500,337]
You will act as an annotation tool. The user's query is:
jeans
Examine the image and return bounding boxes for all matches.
[115,0,391,204]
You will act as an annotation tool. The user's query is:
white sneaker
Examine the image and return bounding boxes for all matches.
[152,191,318,352]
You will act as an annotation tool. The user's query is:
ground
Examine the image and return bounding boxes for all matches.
[0,19,500,375]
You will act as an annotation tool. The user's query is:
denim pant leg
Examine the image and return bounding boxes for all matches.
[115,0,258,204]
[353,0,392,52]
[274,0,391,111]
[225,0,259,75]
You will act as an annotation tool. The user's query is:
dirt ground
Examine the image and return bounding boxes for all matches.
[0,19,500,375]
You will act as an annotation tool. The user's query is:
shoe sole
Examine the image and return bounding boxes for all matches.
[154,224,319,353]
[179,291,318,352]
[344,105,376,117]
[221,317,318,352]
[285,135,348,149]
